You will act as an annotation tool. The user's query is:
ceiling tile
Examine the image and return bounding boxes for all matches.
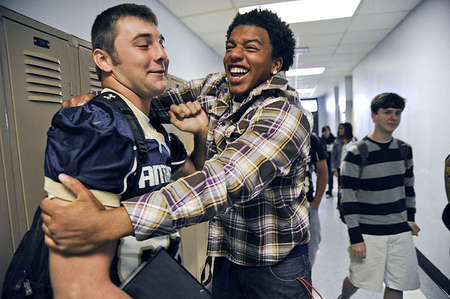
[299,33,344,47]
[336,43,377,54]
[341,29,390,44]
[358,0,422,15]
[159,0,234,17]
[181,9,237,35]
[349,11,409,31]
[290,18,351,36]
[296,54,331,68]
[306,46,336,56]
[201,32,227,47]
[232,0,292,9]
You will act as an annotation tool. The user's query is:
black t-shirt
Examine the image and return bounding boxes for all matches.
[321,134,335,153]
[305,133,327,202]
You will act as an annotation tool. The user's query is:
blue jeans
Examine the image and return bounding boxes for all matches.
[212,249,312,299]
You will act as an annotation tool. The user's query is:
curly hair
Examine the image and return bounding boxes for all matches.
[226,9,295,71]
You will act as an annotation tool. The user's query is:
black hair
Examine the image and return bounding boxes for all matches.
[370,93,405,114]
[322,125,331,133]
[339,122,353,139]
[91,3,158,79]
[226,9,295,71]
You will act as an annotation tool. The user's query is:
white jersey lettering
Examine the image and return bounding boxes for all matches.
[139,165,171,188]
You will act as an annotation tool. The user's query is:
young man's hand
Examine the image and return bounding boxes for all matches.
[168,101,209,136]
[408,221,420,236]
[351,242,366,259]
[41,174,133,254]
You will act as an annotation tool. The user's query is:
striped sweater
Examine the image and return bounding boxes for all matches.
[341,136,415,244]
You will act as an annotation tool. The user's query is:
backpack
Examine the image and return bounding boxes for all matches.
[2,208,52,298]
[338,138,409,223]
[2,94,148,298]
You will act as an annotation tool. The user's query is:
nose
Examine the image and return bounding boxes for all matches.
[228,46,243,61]
[154,42,168,62]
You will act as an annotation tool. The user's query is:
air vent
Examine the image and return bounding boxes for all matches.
[89,66,102,93]
[24,50,62,103]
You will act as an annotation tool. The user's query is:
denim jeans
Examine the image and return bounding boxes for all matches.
[212,251,312,299]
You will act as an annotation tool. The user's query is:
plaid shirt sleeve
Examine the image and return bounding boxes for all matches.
[149,75,215,123]
[121,96,310,241]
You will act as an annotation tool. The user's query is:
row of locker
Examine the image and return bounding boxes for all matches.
[0,6,196,291]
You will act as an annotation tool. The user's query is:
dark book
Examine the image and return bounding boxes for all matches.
[120,248,213,299]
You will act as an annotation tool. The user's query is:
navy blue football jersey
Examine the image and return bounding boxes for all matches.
[44,89,187,281]
[44,90,187,206]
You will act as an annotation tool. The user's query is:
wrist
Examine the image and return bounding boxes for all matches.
[104,207,134,241]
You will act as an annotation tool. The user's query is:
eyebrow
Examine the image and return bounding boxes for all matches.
[226,38,263,45]
[132,33,152,41]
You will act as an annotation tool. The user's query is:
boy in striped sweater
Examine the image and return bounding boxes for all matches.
[338,93,420,299]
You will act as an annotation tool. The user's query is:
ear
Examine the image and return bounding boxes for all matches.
[371,111,376,121]
[93,48,113,74]
[271,57,283,75]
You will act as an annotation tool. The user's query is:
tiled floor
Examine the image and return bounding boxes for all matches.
[310,188,445,299]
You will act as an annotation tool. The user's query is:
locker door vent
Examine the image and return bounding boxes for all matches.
[89,66,102,93]
[24,50,62,103]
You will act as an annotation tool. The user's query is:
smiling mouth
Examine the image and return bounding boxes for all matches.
[229,66,248,76]
[228,66,249,83]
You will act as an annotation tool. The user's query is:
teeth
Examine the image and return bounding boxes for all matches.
[230,67,248,74]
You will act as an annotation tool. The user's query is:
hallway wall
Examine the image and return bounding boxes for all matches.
[351,0,450,276]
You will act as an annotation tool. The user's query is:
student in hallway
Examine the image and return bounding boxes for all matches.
[338,93,420,299]
[321,125,335,197]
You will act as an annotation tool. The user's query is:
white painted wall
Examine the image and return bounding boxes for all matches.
[1,0,223,81]
[318,90,339,135]
[351,0,450,275]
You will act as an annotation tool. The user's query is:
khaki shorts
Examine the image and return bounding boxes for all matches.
[348,231,420,292]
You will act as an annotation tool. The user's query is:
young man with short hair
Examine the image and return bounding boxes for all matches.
[338,93,420,299]
[44,4,206,298]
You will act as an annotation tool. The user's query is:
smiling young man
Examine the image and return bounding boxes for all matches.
[338,93,420,299]
[41,9,313,299]
[40,4,207,298]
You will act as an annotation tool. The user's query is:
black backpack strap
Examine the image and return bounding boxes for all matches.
[149,118,172,147]
[96,92,148,170]
[356,140,369,178]
[396,139,408,169]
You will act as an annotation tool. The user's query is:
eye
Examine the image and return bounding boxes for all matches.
[159,37,165,48]
[246,44,258,51]
[137,44,149,49]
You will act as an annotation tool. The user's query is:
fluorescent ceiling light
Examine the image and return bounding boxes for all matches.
[286,67,325,77]
[239,0,360,24]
